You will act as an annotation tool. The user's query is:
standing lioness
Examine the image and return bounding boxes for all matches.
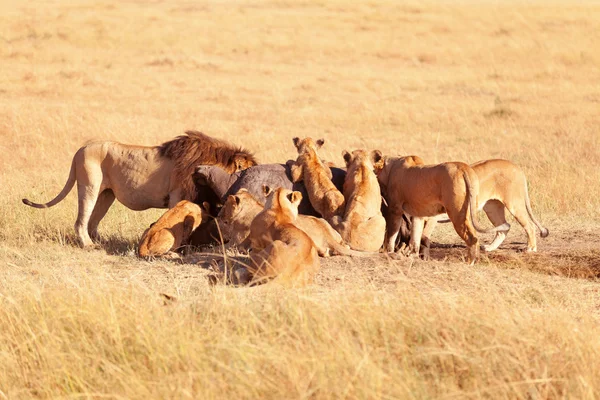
[421,159,549,253]
[22,131,257,248]
[376,155,510,264]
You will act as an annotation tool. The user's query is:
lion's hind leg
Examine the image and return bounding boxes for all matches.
[482,200,510,252]
[88,189,116,242]
[505,202,537,252]
[446,207,480,264]
[75,181,103,248]
[145,229,176,257]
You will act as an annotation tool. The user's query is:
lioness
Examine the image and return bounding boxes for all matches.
[241,186,320,286]
[218,189,379,257]
[138,200,210,259]
[290,137,345,222]
[376,155,510,264]
[330,150,386,252]
[420,159,549,253]
[22,131,257,248]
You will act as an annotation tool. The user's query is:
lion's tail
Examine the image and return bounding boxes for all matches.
[464,170,510,234]
[22,155,77,209]
[523,179,549,238]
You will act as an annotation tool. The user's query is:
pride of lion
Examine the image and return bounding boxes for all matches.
[23,131,549,285]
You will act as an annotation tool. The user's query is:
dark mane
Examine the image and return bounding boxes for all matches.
[159,130,258,204]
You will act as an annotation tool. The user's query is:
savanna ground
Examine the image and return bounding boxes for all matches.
[1,0,600,398]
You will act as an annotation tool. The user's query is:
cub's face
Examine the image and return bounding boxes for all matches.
[216,190,262,239]
[216,195,242,239]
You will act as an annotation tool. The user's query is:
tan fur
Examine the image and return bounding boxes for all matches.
[242,187,320,286]
[218,189,376,257]
[138,200,209,258]
[22,131,257,247]
[217,189,265,248]
[331,149,386,252]
[290,137,345,222]
[376,155,510,264]
[424,159,549,253]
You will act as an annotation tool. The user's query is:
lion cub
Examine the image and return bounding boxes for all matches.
[290,137,345,222]
[330,150,386,252]
[241,186,320,286]
[138,200,209,258]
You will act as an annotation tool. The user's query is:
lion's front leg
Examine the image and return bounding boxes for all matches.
[408,217,426,257]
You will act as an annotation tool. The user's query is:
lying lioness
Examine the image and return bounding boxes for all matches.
[421,159,549,253]
[138,200,209,258]
[218,189,380,257]
[241,186,319,286]
[330,149,386,252]
[376,155,510,264]
[290,137,345,222]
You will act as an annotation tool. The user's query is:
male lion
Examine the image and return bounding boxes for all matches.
[419,159,549,253]
[138,200,210,259]
[330,150,386,252]
[238,186,320,286]
[376,155,510,264]
[289,137,345,222]
[218,189,381,257]
[22,131,257,248]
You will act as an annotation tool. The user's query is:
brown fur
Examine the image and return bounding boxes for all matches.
[376,155,510,264]
[423,159,549,253]
[138,200,209,258]
[21,131,256,247]
[159,130,258,202]
[290,137,345,222]
[218,189,377,257]
[241,186,320,287]
[330,149,386,252]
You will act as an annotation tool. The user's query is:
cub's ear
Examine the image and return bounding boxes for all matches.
[201,201,211,212]
[287,191,303,205]
[227,194,240,207]
[262,184,273,197]
[292,137,300,149]
[342,150,352,166]
[371,150,384,169]
[316,138,325,148]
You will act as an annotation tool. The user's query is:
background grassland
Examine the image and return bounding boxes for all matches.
[1,0,600,398]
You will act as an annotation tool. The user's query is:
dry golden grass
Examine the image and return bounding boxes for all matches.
[2,0,600,398]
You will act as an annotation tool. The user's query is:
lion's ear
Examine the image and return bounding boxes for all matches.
[262,185,273,197]
[287,191,302,205]
[227,194,240,208]
[316,139,325,149]
[292,137,300,149]
[201,201,211,212]
[342,150,352,166]
[371,150,384,169]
